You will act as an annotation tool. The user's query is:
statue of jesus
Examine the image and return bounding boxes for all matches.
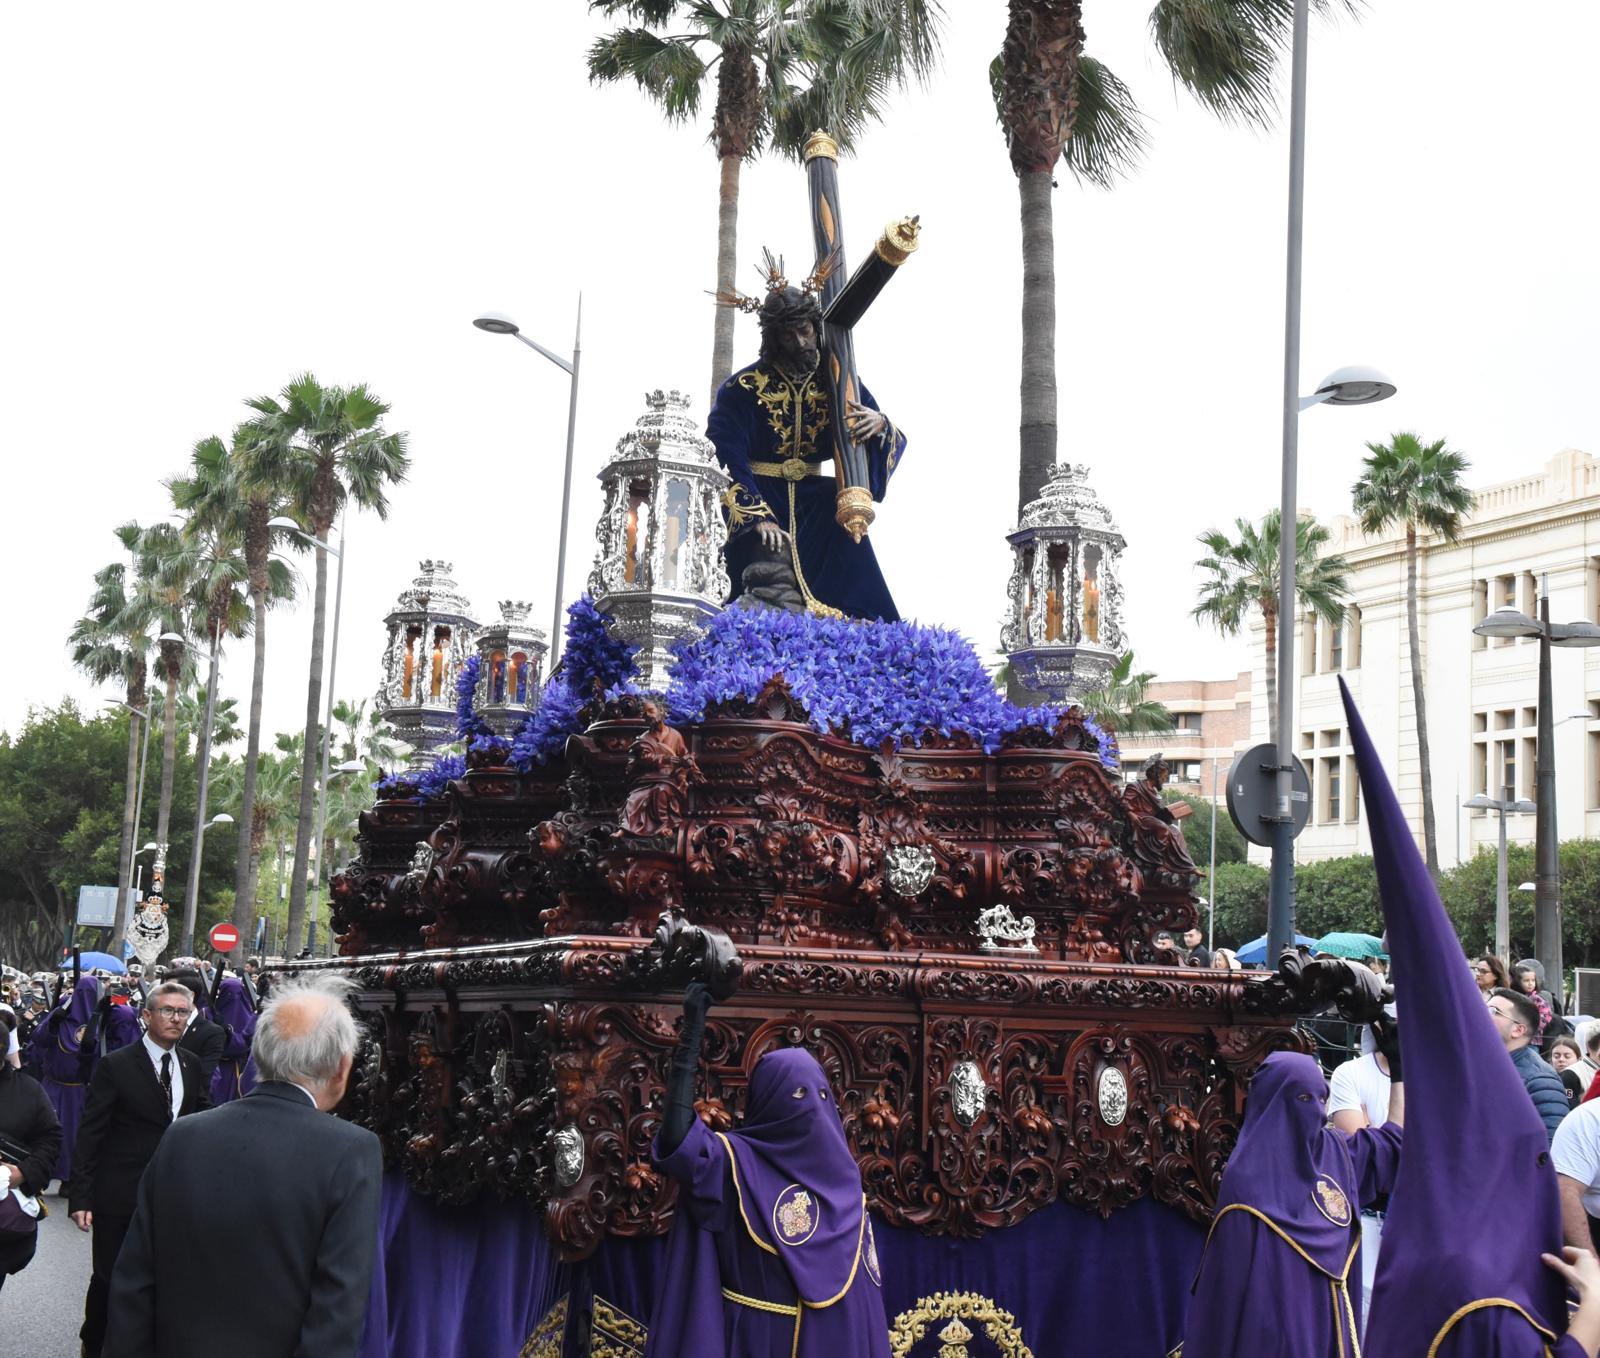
[707,268,906,621]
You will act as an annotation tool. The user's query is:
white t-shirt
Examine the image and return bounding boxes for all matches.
[0,1004,17,1060]
[1552,1099,1600,1216]
[1327,1052,1392,1128]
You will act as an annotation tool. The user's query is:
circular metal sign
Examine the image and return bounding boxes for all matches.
[1225,744,1312,848]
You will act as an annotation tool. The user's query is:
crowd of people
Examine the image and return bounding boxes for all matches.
[0,958,379,1356]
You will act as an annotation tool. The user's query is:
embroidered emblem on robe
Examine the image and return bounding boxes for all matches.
[1312,1175,1351,1226]
[864,1217,882,1285]
[773,1184,818,1245]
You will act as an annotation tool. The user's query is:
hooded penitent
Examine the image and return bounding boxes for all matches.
[210,976,258,1105]
[645,1046,888,1358]
[1183,1049,1399,1358]
[1341,678,1579,1358]
[25,975,101,1183]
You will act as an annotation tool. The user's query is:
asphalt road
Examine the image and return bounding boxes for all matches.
[2,1186,92,1355]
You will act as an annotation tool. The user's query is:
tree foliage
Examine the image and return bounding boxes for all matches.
[1210,861,1269,948]
[1169,793,1248,872]
[0,703,232,971]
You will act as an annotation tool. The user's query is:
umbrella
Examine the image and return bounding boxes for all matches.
[73,950,127,974]
[1313,931,1387,961]
[1233,932,1319,966]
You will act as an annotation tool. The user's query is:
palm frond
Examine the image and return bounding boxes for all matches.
[1061,55,1150,189]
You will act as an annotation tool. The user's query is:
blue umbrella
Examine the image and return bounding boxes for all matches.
[1233,932,1318,966]
[72,950,127,974]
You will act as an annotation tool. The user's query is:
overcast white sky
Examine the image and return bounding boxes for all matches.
[3,3,1596,747]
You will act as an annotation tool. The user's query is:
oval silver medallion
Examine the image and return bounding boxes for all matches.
[1097,1066,1128,1127]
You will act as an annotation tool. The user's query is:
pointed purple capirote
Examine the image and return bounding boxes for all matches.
[1341,678,1575,1357]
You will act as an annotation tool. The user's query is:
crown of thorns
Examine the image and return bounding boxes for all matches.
[710,246,840,315]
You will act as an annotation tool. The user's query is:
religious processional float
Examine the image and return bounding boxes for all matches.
[300,133,1333,1358]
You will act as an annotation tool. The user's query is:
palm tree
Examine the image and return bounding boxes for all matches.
[175,430,299,932]
[995,2,1347,514]
[67,522,156,947]
[1352,432,1472,874]
[134,521,198,863]
[1076,650,1171,735]
[174,684,242,749]
[213,739,302,934]
[1192,509,1350,744]
[244,375,410,956]
[587,0,942,407]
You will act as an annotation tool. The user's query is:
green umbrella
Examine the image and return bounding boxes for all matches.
[1314,930,1387,960]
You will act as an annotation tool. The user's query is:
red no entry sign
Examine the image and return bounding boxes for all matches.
[209,923,240,953]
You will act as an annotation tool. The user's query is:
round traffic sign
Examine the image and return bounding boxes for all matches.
[1225,744,1312,848]
[208,922,240,953]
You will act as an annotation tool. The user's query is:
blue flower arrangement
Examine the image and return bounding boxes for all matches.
[666,608,1120,766]
[505,596,641,771]
[454,654,493,741]
[413,753,467,799]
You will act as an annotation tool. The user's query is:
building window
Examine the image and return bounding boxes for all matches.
[1521,736,1538,801]
[1329,611,1344,671]
[1175,712,1202,736]
[1347,604,1362,669]
[1343,754,1360,822]
[1323,757,1342,824]
[1473,581,1488,651]
[1499,738,1516,799]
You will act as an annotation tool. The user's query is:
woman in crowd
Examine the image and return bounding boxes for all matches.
[1475,954,1511,994]
[0,1008,62,1295]
[1552,1036,1592,1111]
[1211,949,1241,973]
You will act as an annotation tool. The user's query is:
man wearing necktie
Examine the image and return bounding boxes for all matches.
[70,981,209,1356]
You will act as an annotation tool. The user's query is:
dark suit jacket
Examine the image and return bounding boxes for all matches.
[69,1041,209,1218]
[178,1016,225,1085]
[107,1082,382,1358]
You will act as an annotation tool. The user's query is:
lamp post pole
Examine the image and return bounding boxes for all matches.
[181,622,224,955]
[472,298,583,667]
[1535,591,1561,986]
[1208,759,1219,952]
[1465,787,1536,960]
[308,510,349,957]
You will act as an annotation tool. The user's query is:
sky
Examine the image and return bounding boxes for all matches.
[2,2,1597,749]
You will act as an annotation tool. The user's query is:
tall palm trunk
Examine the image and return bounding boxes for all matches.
[110,678,142,954]
[233,503,271,934]
[1001,0,1083,516]
[1405,524,1440,873]
[154,653,182,850]
[286,530,330,956]
[1263,605,1278,745]
[708,43,757,411]
[1017,169,1057,514]
[710,151,743,410]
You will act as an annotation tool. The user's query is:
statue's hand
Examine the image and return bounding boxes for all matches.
[846,401,888,444]
[755,520,788,552]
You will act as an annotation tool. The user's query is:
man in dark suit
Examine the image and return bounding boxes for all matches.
[169,970,225,1085]
[108,973,382,1357]
[70,980,209,1356]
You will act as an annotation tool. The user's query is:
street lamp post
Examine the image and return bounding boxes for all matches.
[1462,788,1537,959]
[179,813,234,952]
[473,299,582,667]
[131,842,160,897]
[1266,0,1398,966]
[1207,760,1220,952]
[1472,586,1600,985]
[181,622,227,954]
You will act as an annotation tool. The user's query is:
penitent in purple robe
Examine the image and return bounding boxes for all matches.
[645,1048,890,1358]
[25,977,101,1184]
[1340,680,1587,1358]
[1185,1052,1401,1358]
[209,977,258,1105]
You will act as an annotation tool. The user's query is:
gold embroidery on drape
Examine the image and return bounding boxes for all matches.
[593,1295,648,1357]
[517,1295,568,1358]
[888,1291,1035,1358]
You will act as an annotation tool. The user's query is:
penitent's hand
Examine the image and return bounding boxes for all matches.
[756,520,787,552]
[1546,1247,1600,1357]
[846,401,887,444]
[683,980,713,1029]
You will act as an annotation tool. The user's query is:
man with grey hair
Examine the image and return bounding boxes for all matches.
[108,973,382,1357]
[70,980,210,1356]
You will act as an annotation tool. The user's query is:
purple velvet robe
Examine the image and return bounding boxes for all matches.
[210,977,257,1106]
[24,976,101,1183]
[1184,1053,1401,1358]
[103,1000,141,1052]
[645,1048,889,1358]
[1341,679,1587,1358]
